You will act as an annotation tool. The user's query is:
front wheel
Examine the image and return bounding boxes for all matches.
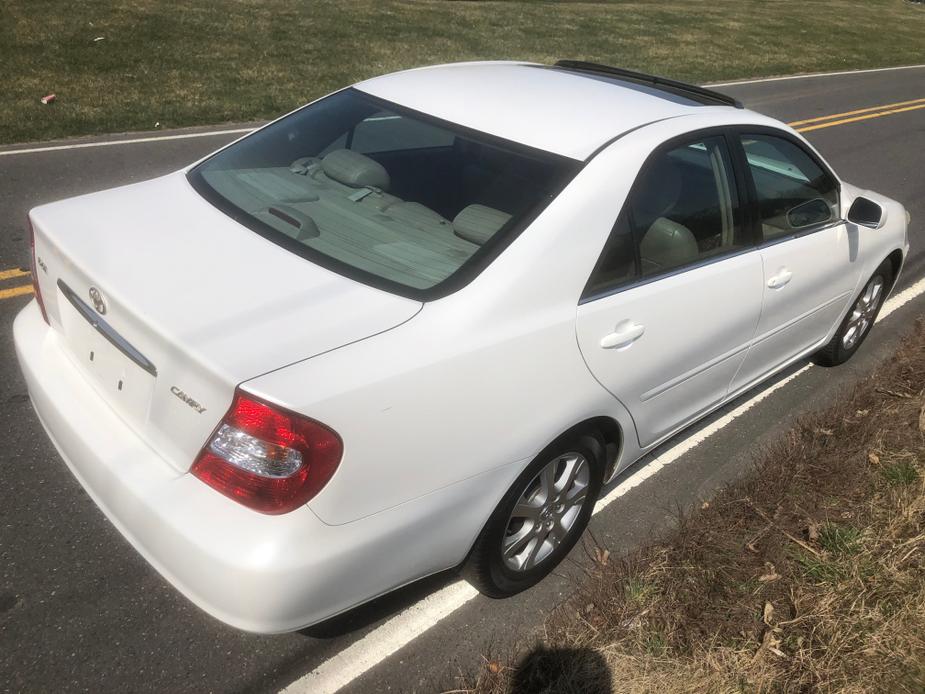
[461,434,604,598]
[813,259,892,367]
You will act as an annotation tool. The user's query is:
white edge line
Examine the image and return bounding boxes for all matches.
[285,274,925,694]
[280,583,480,694]
[0,128,256,157]
[706,63,925,88]
[3,63,924,158]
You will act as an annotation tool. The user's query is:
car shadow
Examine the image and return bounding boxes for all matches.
[298,569,458,639]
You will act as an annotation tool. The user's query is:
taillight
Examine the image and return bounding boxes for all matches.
[28,218,49,324]
[191,389,342,514]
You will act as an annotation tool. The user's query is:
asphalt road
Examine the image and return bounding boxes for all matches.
[1,65,924,694]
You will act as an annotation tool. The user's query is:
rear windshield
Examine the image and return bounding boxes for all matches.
[188,89,578,298]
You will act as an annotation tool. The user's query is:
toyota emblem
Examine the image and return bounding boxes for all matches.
[88,287,107,315]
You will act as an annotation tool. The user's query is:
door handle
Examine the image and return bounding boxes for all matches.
[767,268,793,289]
[600,321,645,349]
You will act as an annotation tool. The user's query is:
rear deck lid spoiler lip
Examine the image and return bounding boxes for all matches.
[57,279,158,377]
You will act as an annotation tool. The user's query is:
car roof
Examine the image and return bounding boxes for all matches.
[354,61,759,161]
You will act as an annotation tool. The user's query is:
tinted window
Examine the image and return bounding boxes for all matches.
[188,89,577,295]
[584,213,636,296]
[351,112,456,153]
[585,135,745,297]
[741,134,838,240]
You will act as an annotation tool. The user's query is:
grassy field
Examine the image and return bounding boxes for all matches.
[461,319,925,693]
[1,1,924,146]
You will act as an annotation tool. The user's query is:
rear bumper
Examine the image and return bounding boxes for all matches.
[14,301,513,632]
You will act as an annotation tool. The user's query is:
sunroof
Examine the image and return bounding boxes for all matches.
[557,70,704,107]
[545,61,743,108]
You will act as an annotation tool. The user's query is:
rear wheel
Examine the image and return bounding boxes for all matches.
[813,260,892,366]
[461,433,604,598]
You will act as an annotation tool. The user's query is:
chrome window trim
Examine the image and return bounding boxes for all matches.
[57,279,158,377]
[755,218,846,249]
[579,244,759,305]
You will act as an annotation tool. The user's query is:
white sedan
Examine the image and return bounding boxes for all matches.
[15,61,910,632]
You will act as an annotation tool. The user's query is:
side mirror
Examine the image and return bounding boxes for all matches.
[847,196,886,229]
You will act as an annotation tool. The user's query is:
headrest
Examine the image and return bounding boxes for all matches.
[452,204,512,246]
[322,149,390,191]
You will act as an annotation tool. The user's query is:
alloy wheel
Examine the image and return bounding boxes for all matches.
[842,276,884,350]
[501,452,590,572]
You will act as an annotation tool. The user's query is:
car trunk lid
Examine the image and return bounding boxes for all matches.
[29,172,422,472]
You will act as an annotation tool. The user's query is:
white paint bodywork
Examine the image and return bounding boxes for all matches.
[354,62,705,160]
[14,63,910,632]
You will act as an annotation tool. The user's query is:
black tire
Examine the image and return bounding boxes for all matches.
[460,432,605,598]
[812,259,892,367]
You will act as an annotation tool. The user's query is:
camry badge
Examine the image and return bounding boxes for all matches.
[170,386,207,414]
[88,287,107,315]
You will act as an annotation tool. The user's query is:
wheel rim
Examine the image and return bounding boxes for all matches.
[842,276,884,350]
[501,452,591,572]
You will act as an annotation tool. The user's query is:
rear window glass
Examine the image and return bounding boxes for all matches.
[188,89,577,297]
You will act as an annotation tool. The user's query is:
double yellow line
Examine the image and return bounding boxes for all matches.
[789,96,925,132]
[0,268,32,301]
[0,95,921,303]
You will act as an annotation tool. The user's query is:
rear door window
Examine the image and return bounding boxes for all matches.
[584,134,746,298]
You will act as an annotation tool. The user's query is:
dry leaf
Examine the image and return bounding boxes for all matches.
[621,608,649,629]
[746,541,759,554]
[487,660,502,674]
[856,409,869,417]
[759,630,787,658]
[807,521,821,542]
[763,601,775,625]
[868,452,881,466]
[814,428,834,436]
[759,563,781,582]
[593,548,610,566]
[918,403,925,433]
[701,501,710,510]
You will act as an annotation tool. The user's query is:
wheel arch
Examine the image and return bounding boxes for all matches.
[457,414,625,569]
[886,248,904,290]
[548,415,624,482]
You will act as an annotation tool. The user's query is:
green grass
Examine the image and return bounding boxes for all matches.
[796,553,850,584]
[818,522,864,556]
[882,460,920,486]
[623,577,655,605]
[2,1,924,145]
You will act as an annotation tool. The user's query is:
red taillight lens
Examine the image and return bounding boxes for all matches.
[28,218,49,324]
[191,390,342,514]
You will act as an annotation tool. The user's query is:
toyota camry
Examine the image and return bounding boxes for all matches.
[14,60,910,632]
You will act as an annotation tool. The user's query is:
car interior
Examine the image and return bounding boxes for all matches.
[584,134,839,296]
[197,97,571,291]
[630,139,742,275]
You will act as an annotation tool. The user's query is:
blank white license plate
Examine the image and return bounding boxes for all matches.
[58,298,156,424]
